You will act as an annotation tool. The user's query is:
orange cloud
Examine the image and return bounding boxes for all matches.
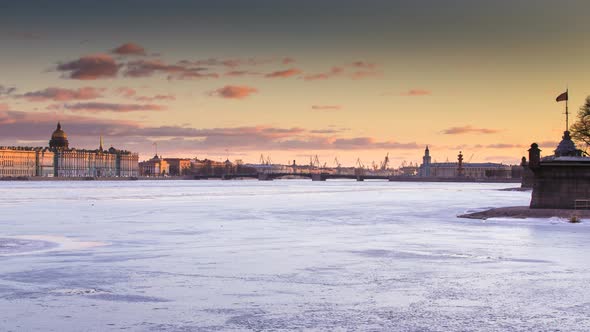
[211,85,258,99]
[303,67,343,81]
[115,87,175,102]
[442,126,499,135]
[265,68,302,78]
[57,54,120,80]
[21,87,104,102]
[112,42,146,56]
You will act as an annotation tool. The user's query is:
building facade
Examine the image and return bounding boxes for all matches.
[139,155,170,176]
[0,147,37,178]
[0,123,139,178]
[418,147,512,179]
[164,158,192,176]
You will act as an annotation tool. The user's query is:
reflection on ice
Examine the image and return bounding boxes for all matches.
[0,235,106,256]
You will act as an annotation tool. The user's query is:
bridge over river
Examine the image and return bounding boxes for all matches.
[191,172,521,183]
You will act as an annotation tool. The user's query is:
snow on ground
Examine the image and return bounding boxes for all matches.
[0,180,589,331]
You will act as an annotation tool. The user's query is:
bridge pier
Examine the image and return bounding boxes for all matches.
[258,173,273,181]
[311,173,328,181]
[356,176,364,182]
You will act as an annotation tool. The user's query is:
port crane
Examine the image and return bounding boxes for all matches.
[380,153,390,171]
[259,154,272,165]
[356,158,365,169]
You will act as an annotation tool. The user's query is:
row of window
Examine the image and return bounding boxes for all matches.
[0,169,35,176]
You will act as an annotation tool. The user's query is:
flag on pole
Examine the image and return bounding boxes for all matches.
[556,91,568,102]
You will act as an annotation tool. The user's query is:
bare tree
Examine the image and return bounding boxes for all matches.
[570,96,590,152]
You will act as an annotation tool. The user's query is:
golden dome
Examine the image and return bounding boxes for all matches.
[51,122,67,140]
[49,122,69,149]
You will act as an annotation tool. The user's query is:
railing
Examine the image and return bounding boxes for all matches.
[574,199,590,210]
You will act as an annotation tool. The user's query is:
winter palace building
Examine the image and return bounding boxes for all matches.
[0,123,139,178]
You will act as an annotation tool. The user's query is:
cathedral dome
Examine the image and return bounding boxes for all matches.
[49,122,69,149]
[554,131,580,157]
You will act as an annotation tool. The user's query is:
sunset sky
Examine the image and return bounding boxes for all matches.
[1,0,589,166]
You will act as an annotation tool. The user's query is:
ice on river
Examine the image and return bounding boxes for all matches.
[0,180,589,331]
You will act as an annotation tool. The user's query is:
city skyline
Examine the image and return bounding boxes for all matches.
[1,0,589,166]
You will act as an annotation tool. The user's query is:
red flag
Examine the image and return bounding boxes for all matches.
[556,91,568,102]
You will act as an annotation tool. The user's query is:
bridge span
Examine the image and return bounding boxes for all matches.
[191,172,521,183]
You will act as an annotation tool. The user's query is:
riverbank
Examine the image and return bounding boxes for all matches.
[1,175,524,183]
[458,206,590,220]
[0,176,189,181]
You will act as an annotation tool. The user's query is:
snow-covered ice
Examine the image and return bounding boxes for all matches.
[1,180,589,331]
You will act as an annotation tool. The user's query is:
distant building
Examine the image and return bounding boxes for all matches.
[191,159,237,176]
[418,146,511,179]
[0,147,38,177]
[139,155,169,176]
[163,158,192,176]
[0,123,138,178]
[420,146,432,176]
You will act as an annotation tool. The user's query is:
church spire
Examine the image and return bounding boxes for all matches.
[99,135,104,151]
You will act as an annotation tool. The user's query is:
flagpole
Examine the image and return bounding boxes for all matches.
[566,88,569,131]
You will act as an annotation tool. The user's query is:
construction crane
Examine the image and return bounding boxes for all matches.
[380,153,390,171]
[334,157,341,167]
[308,155,320,169]
[371,161,379,171]
[259,154,271,165]
[356,158,365,169]
[333,157,342,174]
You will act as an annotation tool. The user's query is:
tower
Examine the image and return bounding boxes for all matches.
[457,151,465,177]
[421,146,431,177]
[99,135,104,152]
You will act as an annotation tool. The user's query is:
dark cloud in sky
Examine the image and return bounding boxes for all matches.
[57,54,119,80]
[0,85,17,96]
[112,42,146,56]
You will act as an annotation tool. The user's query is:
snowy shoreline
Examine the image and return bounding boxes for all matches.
[458,206,590,220]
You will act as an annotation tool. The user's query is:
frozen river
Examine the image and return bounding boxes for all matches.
[1,180,589,331]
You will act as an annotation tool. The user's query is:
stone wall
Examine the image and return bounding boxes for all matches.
[530,162,590,209]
